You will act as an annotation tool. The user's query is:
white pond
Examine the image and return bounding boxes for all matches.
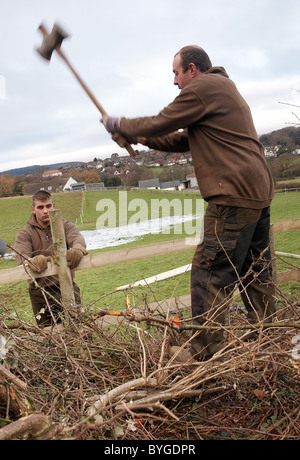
[3,214,202,258]
[81,214,201,251]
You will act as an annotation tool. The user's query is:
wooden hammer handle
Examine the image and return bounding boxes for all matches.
[38,25,135,158]
[56,49,107,116]
[56,50,136,158]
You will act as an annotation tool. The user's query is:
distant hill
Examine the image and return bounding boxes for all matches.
[2,126,300,177]
[0,162,84,176]
[260,126,300,151]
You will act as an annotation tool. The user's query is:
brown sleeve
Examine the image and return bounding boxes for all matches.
[119,87,204,139]
[14,228,33,265]
[145,129,190,153]
[64,221,86,250]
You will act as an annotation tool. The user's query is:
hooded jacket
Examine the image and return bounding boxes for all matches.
[14,214,86,286]
[119,67,274,209]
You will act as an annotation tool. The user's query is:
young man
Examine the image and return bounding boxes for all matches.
[14,190,87,327]
[103,45,276,361]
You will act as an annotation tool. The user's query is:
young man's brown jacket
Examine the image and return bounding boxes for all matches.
[14,214,87,287]
[119,67,274,209]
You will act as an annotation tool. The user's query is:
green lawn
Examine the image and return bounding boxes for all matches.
[0,190,299,321]
[270,191,300,222]
[1,189,299,245]
[276,176,300,184]
[78,189,202,231]
[0,191,83,245]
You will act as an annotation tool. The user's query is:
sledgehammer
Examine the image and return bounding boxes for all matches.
[36,23,136,158]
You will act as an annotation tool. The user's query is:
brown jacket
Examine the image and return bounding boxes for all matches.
[14,214,86,286]
[120,67,274,209]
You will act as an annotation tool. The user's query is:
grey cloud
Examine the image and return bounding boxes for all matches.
[1,0,300,172]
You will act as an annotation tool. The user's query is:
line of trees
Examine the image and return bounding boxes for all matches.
[0,175,23,197]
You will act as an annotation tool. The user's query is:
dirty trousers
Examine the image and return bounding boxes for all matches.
[29,282,81,327]
[190,204,276,360]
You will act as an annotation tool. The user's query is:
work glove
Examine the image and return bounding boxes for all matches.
[67,244,88,269]
[28,255,49,273]
[102,115,121,134]
[101,116,138,149]
[112,132,138,148]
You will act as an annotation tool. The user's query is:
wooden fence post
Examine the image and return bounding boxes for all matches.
[49,210,75,310]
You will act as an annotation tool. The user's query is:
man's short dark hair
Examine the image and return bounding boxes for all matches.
[32,190,53,205]
[176,46,212,73]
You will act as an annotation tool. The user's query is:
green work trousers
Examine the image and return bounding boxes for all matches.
[190,203,276,360]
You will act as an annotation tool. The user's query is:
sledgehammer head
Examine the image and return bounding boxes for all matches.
[36,23,69,60]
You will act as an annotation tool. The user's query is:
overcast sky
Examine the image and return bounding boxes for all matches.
[1,0,300,173]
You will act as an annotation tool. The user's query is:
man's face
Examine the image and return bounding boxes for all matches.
[32,199,55,228]
[173,54,193,90]
[173,53,202,90]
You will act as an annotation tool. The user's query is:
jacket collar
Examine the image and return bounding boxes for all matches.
[204,66,229,78]
[28,213,50,230]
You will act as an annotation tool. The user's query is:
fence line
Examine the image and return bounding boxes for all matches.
[274,187,300,193]
[0,238,193,286]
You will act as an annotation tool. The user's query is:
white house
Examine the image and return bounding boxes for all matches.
[42,169,63,178]
[186,174,198,188]
[63,177,79,192]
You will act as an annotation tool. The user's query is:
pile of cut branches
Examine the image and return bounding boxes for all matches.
[0,282,299,440]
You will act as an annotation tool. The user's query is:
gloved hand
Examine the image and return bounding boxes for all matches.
[137,136,147,145]
[101,116,138,150]
[67,244,88,269]
[28,255,49,273]
[112,132,138,148]
[102,115,121,134]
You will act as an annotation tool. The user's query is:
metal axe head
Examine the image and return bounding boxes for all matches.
[36,23,69,61]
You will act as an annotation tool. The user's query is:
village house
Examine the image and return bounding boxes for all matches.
[24,177,79,195]
[42,169,63,178]
[181,173,198,189]
[24,176,105,195]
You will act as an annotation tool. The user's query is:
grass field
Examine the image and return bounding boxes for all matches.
[0,191,83,244]
[0,190,299,320]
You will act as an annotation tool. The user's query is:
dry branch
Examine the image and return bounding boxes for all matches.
[87,377,158,416]
[93,308,300,332]
[0,414,53,440]
[0,383,32,419]
[0,265,299,440]
[0,363,27,392]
